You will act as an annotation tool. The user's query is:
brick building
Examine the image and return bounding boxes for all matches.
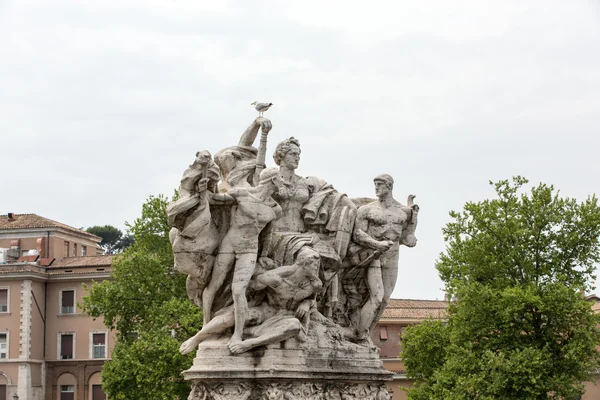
[370,298,448,400]
[0,214,114,400]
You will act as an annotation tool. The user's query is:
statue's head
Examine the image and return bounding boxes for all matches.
[194,150,212,165]
[273,137,301,169]
[259,167,281,186]
[374,174,394,198]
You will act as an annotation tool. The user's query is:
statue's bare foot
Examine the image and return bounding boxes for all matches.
[297,329,307,342]
[228,339,252,354]
[311,310,334,326]
[179,337,200,355]
[356,336,377,351]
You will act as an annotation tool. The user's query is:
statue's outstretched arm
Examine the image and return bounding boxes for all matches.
[238,117,272,147]
[249,264,297,291]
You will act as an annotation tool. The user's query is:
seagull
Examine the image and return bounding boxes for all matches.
[251,101,273,117]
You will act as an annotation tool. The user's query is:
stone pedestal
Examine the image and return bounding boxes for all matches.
[184,330,392,400]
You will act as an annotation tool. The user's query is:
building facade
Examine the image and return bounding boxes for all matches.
[0,214,114,400]
[370,298,448,400]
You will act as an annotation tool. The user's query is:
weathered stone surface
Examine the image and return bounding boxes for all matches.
[188,380,390,400]
[168,114,418,398]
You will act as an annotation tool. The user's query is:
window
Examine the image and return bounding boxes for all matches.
[92,385,106,400]
[82,246,87,256]
[61,290,75,314]
[0,333,7,359]
[64,241,69,257]
[92,333,106,359]
[60,334,74,359]
[60,385,74,400]
[73,244,77,257]
[0,289,7,312]
[379,326,388,340]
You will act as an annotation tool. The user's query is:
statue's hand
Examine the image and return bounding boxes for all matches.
[196,178,210,193]
[403,234,417,248]
[376,240,394,253]
[256,117,272,134]
[295,300,311,320]
[258,257,277,271]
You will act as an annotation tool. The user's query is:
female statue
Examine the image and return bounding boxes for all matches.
[260,137,357,315]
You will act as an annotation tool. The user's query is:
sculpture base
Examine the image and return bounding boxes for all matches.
[184,329,392,400]
[187,379,390,400]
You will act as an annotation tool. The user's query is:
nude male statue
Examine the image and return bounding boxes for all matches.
[352,174,418,343]
[201,167,283,348]
[180,254,323,355]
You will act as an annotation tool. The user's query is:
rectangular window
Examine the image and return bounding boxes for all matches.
[92,384,106,400]
[73,244,77,257]
[0,289,7,313]
[379,326,388,340]
[64,241,69,257]
[82,246,87,256]
[60,334,73,359]
[60,385,75,400]
[0,333,7,359]
[61,290,75,314]
[92,333,106,359]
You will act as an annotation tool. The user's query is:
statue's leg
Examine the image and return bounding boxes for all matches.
[229,318,302,354]
[202,250,235,325]
[369,250,399,332]
[230,252,257,345]
[357,260,384,341]
[344,280,362,332]
[180,310,235,354]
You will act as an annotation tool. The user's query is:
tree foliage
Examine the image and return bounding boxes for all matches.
[402,177,600,399]
[86,224,134,254]
[82,195,202,400]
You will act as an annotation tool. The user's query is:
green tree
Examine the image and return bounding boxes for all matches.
[86,225,134,254]
[402,177,600,400]
[82,195,202,400]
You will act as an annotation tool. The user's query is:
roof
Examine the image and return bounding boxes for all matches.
[586,294,600,302]
[0,214,101,241]
[381,295,600,320]
[51,255,113,268]
[381,298,449,320]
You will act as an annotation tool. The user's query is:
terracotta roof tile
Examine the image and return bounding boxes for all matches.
[39,258,55,267]
[381,298,449,320]
[51,255,113,268]
[0,214,101,241]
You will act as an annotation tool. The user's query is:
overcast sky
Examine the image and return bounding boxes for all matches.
[2,0,599,300]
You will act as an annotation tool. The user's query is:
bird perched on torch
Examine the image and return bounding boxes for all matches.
[251,101,273,117]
